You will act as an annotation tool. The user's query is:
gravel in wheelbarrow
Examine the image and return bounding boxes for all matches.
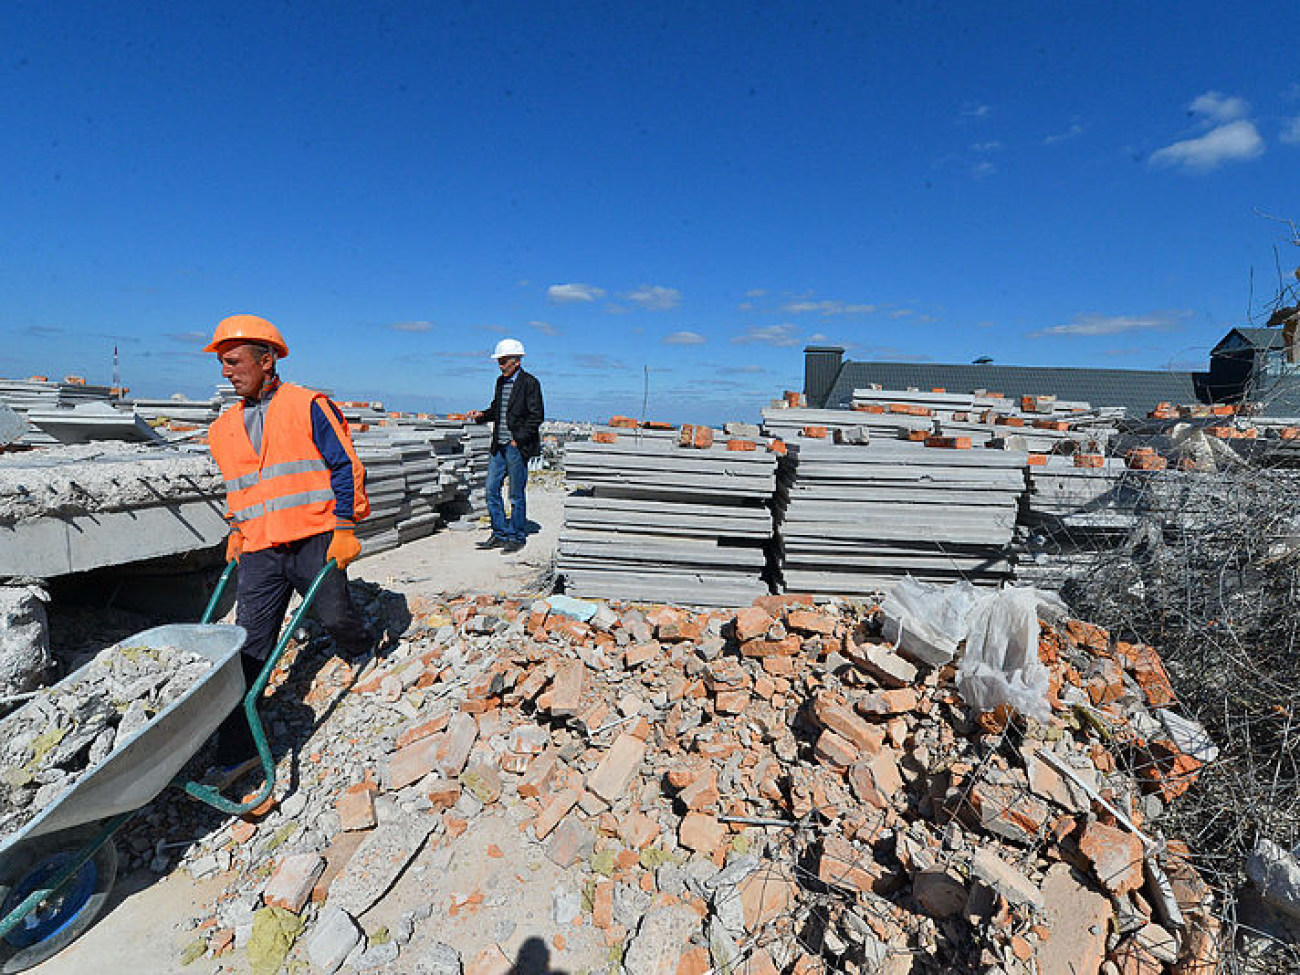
[0,640,216,839]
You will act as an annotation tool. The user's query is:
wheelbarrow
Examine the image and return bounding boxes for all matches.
[0,559,338,972]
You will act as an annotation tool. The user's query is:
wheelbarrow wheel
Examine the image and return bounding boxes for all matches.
[0,825,119,973]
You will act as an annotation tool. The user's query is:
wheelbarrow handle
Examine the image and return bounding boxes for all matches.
[199,560,238,625]
[181,558,339,815]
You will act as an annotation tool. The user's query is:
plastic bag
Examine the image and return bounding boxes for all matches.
[956,586,1063,723]
[880,576,985,666]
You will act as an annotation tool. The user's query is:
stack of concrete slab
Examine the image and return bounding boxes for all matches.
[777,436,1028,595]
[761,405,931,441]
[1013,457,1147,589]
[559,435,781,606]
[352,421,475,555]
[0,443,226,578]
[26,403,163,445]
[128,394,223,427]
[455,421,492,522]
[0,377,122,446]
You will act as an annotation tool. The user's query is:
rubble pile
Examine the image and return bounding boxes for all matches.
[1060,462,1300,969]
[559,428,789,606]
[0,640,213,837]
[140,586,1224,974]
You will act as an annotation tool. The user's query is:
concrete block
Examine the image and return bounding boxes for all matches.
[305,905,362,974]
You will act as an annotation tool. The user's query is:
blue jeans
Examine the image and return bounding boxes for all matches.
[486,444,528,542]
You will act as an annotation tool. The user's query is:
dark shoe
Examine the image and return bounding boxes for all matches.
[476,536,504,550]
[501,539,525,554]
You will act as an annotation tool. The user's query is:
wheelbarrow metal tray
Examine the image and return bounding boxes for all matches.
[0,623,247,855]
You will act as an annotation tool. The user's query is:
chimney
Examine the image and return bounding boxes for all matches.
[804,346,844,409]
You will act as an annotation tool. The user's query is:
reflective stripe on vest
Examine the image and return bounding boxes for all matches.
[223,457,329,493]
[209,383,349,552]
[230,488,336,524]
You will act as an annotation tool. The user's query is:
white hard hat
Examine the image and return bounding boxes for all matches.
[492,338,526,358]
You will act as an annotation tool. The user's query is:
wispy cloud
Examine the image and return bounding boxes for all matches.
[389,320,433,333]
[165,330,209,344]
[24,325,62,336]
[626,285,682,310]
[529,320,559,336]
[887,309,916,319]
[782,299,877,316]
[1282,117,1300,145]
[573,353,627,370]
[971,141,1001,153]
[1044,122,1085,145]
[720,364,765,375]
[744,289,767,298]
[1151,92,1264,172]
[961,103,991,119]
[1030,311,1186,338]
[856,346,934,363]
[663,331,706,345]
[731,324,800,347]
[548,283,605,304]
[970,160,996,178]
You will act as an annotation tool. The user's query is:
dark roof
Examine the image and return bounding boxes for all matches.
[823,361,1203,416]
[1213,327,1286,354]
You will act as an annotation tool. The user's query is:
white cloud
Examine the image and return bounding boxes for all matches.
[529,320,559,336]
[1282,117,1300,145]
[548,283,605,303]
[389,320,433,333]
[970,160,996,178]
[731,324,800,347]
[971,141,1002,152]
[663,330,706,345]
[744,289,767,298]
[626,285,682,310]
[720,364,765,375]
[1044,122,1085,145]
[1188,91,1250,124]
[961,104,991,119]
[1029,312,1185,338]
[782,299,877,316]
[887,309,916,319]
[1150,119,1264,171]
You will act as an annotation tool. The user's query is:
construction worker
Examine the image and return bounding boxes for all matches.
[467,338,544,553]
[204,314,372,770]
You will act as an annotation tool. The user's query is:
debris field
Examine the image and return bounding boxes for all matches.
[113,584,1225,975]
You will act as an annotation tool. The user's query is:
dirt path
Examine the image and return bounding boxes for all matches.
[30,481,569,975]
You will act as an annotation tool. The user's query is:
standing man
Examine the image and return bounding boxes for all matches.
[205,314,372,769]
[467,338,544,554]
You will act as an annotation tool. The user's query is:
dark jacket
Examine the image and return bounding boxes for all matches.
[479,368,545,458]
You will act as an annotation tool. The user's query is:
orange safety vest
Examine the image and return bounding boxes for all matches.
[209,383,369,552]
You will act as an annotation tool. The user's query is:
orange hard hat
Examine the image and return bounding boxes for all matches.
[204,314,289,358]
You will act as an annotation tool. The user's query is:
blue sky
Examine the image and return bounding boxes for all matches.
[2,2,1298,424]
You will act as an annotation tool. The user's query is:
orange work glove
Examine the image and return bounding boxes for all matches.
[326,528,362,569]
[225,530,244,563]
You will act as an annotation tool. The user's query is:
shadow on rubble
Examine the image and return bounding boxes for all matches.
[510,937,569,975]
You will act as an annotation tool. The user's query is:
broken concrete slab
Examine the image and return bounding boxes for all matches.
[327,814,436,917]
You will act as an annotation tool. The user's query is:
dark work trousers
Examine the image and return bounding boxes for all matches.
[213,531,368,765]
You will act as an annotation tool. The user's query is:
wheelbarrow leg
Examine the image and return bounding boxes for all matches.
[181,560,339,816]
[0,815,128,973]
